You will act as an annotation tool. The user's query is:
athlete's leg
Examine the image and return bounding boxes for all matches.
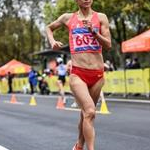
[77,111,85,147]
[57,80,65,103]
[57,80,63,95]
[69,74,96,150]
[89,77,105,105]
[77,77,105,149]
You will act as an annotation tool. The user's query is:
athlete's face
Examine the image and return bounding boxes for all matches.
[75,0,93,8]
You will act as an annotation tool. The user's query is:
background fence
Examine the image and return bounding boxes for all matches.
[0,68,150,97]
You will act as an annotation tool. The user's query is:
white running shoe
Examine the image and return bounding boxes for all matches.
[71,102,78,108]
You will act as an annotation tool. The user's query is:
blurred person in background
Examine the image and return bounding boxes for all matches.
[125,57,132,69]
[104,60,115,71]
[56,57,67,103]
[38,70,50,95]
[28,68,38,94]
[131,58,141,69]
[7,72,14,93]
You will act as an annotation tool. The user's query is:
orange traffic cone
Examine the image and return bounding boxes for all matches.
[56,96,65,109]
[10,94,17,104]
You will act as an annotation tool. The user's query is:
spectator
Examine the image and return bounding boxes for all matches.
[38,72,50,95]
[125,57,132,69]
[7,72,13,93]
[40,78,50,95]
[28,68,38,94]
[104,60,115,71]
[131,58,141,69]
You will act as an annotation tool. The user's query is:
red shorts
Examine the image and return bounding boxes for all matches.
[71,66,104,87]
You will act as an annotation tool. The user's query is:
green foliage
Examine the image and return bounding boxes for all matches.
[55,0,77,15]
[0,0,44,65]
[0,17,41,65]
[43,2,55,24]
[44,0,77,45]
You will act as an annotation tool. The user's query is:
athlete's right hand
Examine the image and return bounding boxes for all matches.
[82,20,93,33]
[51,41,64,50]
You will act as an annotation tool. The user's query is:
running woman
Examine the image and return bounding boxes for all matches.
[46,0,111,150]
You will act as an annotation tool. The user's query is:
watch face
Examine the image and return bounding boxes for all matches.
[92,29,97,34]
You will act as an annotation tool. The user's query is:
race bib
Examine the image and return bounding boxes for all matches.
[72,27,101,52]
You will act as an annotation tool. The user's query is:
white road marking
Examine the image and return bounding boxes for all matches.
[4,101,25,105]
[0,145,10,150]
[64,107,111,114]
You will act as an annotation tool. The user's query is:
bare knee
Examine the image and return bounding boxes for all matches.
[84,108,96,121]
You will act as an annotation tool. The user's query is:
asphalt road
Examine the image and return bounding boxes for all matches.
[0,94,150,150]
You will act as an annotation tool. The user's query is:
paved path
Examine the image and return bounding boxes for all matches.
[0,94,150,150]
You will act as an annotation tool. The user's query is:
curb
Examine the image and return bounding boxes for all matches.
[1,93,150,104]
[105,98,150,104]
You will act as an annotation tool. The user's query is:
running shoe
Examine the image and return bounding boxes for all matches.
[72,143,83,150]
[71,102,78,108]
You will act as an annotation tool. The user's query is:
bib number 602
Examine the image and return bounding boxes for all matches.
[76,35,97,46]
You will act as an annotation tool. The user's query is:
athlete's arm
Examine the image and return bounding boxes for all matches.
[46,14,68,50]
[93,13,111,49]
[66,60,72,73]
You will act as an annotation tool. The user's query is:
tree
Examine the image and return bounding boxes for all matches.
[0,17,41,65]
[0,0,45,65]
[44,0,77,44]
